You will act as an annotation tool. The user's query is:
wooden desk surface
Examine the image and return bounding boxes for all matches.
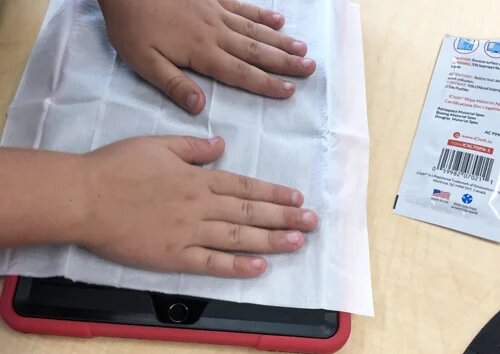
[0,0,499,353]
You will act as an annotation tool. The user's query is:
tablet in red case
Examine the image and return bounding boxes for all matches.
[0,276,350,353]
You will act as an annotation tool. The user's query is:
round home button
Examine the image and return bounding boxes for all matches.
[168,303,189,323]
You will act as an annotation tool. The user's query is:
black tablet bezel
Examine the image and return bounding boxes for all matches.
[13,277,339,339]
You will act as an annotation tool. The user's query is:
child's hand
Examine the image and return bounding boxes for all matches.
[78,136,318,278]
[98,0,316,114]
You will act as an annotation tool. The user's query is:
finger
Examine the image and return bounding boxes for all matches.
[196,221,304,253]
[207,196,319,231]
[208,170,303,207]
[222,12,308,56]
[134,48,205,114]
[218,0,285,30]
[221,32,315,76]
[180,247,267,278]
[196,48,295,98]
[162,136,225,164]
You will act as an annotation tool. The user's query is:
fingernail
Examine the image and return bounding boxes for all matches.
[283,82,294,91]
[302,211,315,225]
[291,191,301,205]
[272,13,283,23]
[186,93,198,111]
[302,58,314,69]
[208,137,220,145]
[285,231,301,245]
[292,41,306,53]
[251,258,266,270]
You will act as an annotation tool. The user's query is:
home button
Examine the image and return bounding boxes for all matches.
[168,303,189,323]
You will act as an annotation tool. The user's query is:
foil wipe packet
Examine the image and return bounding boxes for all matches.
[395,35,500,242]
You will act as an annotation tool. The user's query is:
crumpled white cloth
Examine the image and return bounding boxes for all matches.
[0,0,373,316]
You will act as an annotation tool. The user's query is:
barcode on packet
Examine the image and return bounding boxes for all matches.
[436,148,494,181]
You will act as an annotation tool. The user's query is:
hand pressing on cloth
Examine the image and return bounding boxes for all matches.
[0,137,318,278]
[98,0,316,114]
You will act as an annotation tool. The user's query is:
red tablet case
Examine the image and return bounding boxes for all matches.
[0,276,350,353]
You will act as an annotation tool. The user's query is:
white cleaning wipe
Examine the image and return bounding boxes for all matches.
[0,0,373,315]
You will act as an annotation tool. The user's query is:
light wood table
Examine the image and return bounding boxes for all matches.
[0,0,499,353]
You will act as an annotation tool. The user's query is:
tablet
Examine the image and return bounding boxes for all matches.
[0,276,350,353]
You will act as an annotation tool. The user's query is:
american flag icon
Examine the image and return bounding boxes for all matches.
[432,189,451,200]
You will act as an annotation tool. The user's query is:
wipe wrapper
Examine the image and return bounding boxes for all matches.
[0,0,373,315]
[396,36,500,242]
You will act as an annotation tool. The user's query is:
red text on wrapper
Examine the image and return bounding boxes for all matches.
[447,139,494,155]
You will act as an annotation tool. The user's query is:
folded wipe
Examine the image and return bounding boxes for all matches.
[0,0,373,315]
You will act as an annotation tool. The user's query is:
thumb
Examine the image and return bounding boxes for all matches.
[165,136,225,165]
[135,49,206,114]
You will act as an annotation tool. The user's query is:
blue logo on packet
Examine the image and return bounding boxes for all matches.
[487,42,500,54]
[462,194,473,204]
[457,38,475,51]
